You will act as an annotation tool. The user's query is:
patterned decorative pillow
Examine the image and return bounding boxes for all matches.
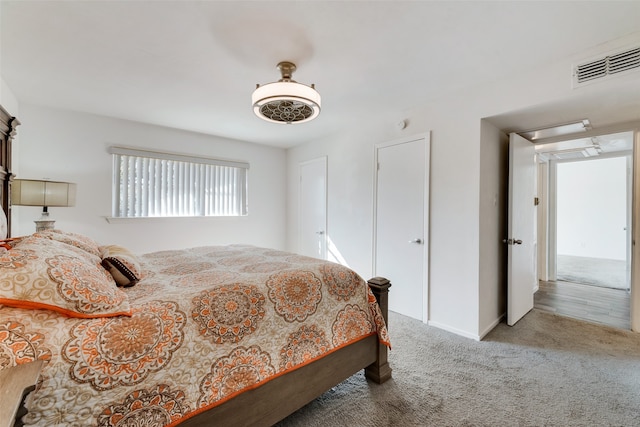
[0,236,131,318]
[100,245,143,287]
[34,229,101,259]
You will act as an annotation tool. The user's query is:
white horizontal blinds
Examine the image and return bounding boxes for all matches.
[110,147,248,218]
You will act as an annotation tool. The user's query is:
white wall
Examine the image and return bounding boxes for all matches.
[13,104,287,254]
[557,156,627,260]
[287,122,399,277]
[288,98,483,338]
[1,77,19,120]
[287,32,640,339]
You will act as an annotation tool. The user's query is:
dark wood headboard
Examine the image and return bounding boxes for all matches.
[0,105,20,237]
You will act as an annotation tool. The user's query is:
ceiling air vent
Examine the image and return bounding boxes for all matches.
[609,47,640,74]
[574,46,640,86]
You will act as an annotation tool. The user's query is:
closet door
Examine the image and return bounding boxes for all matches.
[299,157,327,259]
[375,135,429,321]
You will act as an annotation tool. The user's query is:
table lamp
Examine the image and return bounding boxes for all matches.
[11,179,77,232]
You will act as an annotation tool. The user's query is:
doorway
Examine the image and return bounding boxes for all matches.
[534,131,633,329]
[556,156,629,290]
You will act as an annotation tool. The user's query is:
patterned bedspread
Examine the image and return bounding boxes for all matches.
[0,244,389,426]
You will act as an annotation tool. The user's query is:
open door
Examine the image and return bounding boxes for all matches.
[507,133,536,325]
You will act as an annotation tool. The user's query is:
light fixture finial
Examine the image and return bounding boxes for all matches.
[277,61,296,81]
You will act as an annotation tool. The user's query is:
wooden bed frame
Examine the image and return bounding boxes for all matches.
[0,105,392,426]
[0,104,19,237]
[181,277,391,426]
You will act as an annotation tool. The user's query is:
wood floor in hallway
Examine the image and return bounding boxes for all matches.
[534,280,630,330]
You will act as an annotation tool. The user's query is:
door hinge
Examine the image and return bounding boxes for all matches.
[534,197,539,206]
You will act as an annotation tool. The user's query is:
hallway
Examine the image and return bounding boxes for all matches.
[535,280,630,330]
[532,132,632,330]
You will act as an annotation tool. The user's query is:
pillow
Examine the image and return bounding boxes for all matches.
[100,244,143,287]
[34,229,101,259]
[0,236,131,318]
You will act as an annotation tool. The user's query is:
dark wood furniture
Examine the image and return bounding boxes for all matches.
[0,104,391,426]
[0,105,19,237]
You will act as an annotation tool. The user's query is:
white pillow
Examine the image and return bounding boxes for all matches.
[0,207,7,240]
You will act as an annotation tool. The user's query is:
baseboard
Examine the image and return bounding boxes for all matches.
[428,313,505,341]
[478,314,505,340]
[427,320,481,341]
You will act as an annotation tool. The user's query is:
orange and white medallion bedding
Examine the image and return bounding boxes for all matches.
[0,236,390,427]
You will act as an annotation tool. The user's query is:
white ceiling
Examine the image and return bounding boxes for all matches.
[2,1,640,148]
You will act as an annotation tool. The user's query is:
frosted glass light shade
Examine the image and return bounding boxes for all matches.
[520,119,591,141]
[252,81,321,124]
[252,61,321,124]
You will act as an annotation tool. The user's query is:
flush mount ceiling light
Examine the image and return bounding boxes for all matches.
[252,61,321,124]
[520,119,592,141]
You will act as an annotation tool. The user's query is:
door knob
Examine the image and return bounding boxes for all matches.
[503,238,522,245]
[409,238,422,244]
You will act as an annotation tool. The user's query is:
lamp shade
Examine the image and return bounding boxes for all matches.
[12,179,77,208]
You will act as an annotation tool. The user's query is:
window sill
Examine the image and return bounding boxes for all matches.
[105,215,248,224]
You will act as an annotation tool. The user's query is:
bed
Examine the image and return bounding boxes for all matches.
[0,105,392,427]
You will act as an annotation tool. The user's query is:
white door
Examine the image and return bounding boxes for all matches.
[375,135,429,321]
[507,133,537,326]
[299,157,327,259]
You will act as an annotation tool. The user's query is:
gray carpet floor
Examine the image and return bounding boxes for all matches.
[277,310,640,426]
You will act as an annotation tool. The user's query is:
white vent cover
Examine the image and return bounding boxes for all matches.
[574,46,640,86]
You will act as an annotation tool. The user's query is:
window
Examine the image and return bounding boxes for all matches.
[109,147,248,218]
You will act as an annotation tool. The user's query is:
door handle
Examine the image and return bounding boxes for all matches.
[409,238,423,244]
[316,231,325,235]
[503,238,522,245]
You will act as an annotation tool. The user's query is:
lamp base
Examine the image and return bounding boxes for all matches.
[34,212,56,232]
[34,219,56,233]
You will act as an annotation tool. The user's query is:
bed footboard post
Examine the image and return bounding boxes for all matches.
[365,277,392,384]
